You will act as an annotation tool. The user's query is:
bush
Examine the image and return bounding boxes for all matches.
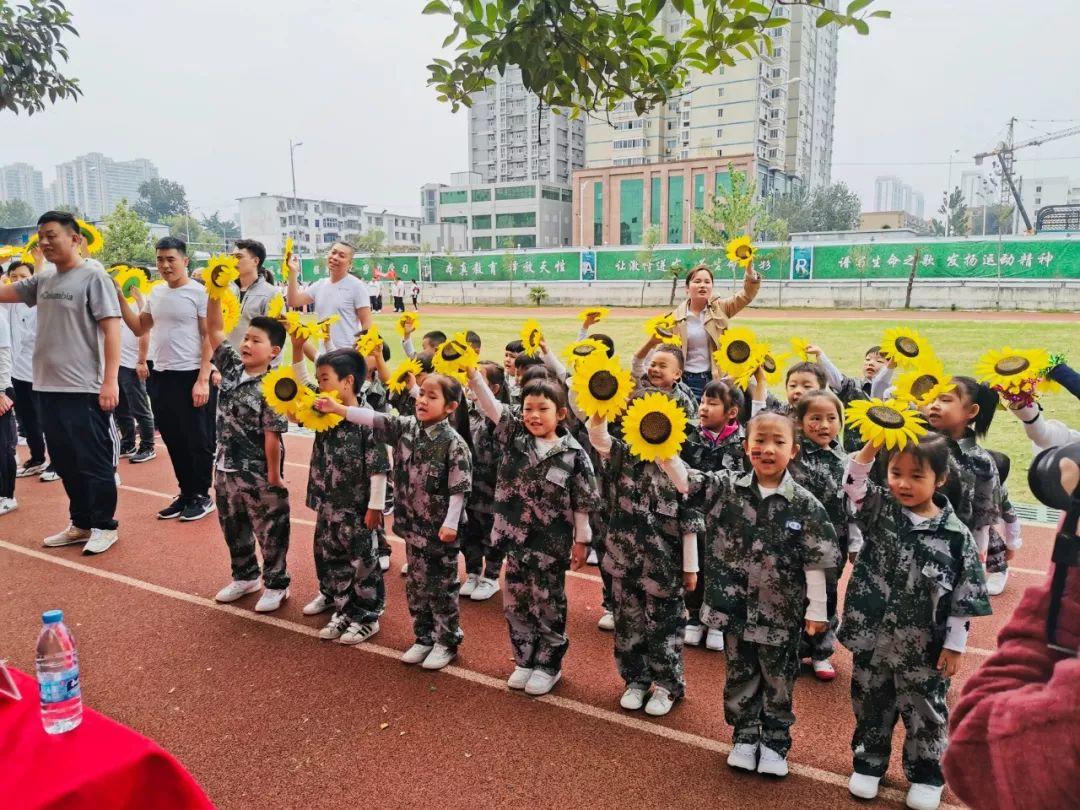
[528,285,549,306]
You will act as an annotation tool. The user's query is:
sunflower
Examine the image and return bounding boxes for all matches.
[267,294,285,319]
[0,245,21,261]
[714,326,764,387]
[396,311,420,337]
[790,337,813,363]
[562,338,607,372]
[308,315,340,344]
[622,392,689,462]
[355,325,384,358]
[845,398,928,450]
[520,319,544,357]
[433,333,479,383]
[725,235,756,269]
[281,237,294,281]
[261,366,315,419]
[571,354,634,421]
[644,314,682,346]
[203,255,240,300]
[76,220,104,254]
[578,306,609,323]
[20,233,39,264]
[893,356,955,407]
[113,265,149,302]
[755,345,789,386]
[388,357,422,395]
[295,390,344,432]
[1,277,9,286]
[975,347,1050,394]
[220,290,241,334]
[880,327,933,369]
[282,311,308,341]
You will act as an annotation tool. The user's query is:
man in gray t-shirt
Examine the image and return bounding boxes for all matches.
[0,212,122,554]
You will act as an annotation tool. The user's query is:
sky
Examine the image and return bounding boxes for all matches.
[4,0,1080,221]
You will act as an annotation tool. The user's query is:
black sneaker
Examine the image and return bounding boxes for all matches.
[179,494,216,522]
[130,446,157,464]
[157,495,187,520]
[119,446,137,459]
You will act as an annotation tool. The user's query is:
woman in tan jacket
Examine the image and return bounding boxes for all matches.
[668,263,761,400]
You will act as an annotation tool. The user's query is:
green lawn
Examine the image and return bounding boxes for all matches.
[352,307,1080,505]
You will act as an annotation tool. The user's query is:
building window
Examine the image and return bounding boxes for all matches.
[441,216,468,224]
[717,109,724,118]
[541,187,562,201]
[618,178,644,246]
[667,175,684,243]
[560,188,573,202]
[495,211,536,229]
[471,188,491,202]
[439,190,468,204]
[613,138,647,149]
[507,234,536,248]
[472,215,491,229]
[495,185,535,200]
[593,182,603,244]
[716,128,723,138]
[717,87,724,97]
[693,173,706,211]
[471,236,492,250]
[650,176,661,227]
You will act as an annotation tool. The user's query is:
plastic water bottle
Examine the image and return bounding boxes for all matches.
[35,609,82,734]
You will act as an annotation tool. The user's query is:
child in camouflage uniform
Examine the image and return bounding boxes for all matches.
[984,449,1021,596]
[290,339,392,646]
[841,435,991,810]
[357,333,393,570]
[631,337,698,424]
[587,409,702,717]
[203,300,292,614]
[317,373,472,672]
[468,370,600,696]
[387,351,433,420]
[660,411,840,778]
[680,378,745,652]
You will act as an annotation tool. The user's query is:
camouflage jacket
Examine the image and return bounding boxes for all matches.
[789,439,850,548]
[373,414,472,546]
[942,431,1001,532]
[306,417,391,512]
[213,344,287,476]
[839,487,991,664]
[597,437,703,597]
[631,379,698,426]
[490,409,600,564]
[680,423,746,474]
[389,388,416,418]
[362,377,390,413]
[1000,483,1018,525]
[468,405,501,513]
[687,468,840,646]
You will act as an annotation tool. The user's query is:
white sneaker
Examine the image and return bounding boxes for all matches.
[848,772,881,800]
[587,547,598,565]
[985,570,1008,596]
[254,588,289,613]
[756,745,789,777]
[460,573,480,597]
[318,612,350,640]
[470,576,500,601]
[813,658,837,682]
[379,555,391,572]
[644,686,676,716]
[705,628,725,651]
[0,497,18,515]
[619,685,649,711]
[43,524,91,548]
[421,643,456,670]
[726,742,758,772]
[524,669,561,696]
[905,783,944,810]
[16,461,46,477]
[507,666,533,690]
[83,528,118,555]
[400,562,409,576]
[339,620,379,645]
[214,579,261,603]
[40,470,60,482]
[684,623,704,646]
[303,593,332,616]
[597,611,615,632]
[402,642,434,664]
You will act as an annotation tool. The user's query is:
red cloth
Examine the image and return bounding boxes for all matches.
[0,668,214,810]
[943,565,1080,810]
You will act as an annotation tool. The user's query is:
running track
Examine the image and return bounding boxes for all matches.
[1,435,1053,809]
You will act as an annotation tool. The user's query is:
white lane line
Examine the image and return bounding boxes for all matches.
[0,539,961,810]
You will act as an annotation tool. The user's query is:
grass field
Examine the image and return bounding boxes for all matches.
[353,306,1079,505]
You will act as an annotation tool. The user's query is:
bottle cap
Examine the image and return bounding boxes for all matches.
[42,610,63,624]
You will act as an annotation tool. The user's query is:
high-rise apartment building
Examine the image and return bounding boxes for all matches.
[53,152,159,220]
[784,3,838,190]
[0,163,48,215]
[873,175,923,218]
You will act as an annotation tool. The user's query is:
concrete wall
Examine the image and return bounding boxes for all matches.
[416,278,1080,311]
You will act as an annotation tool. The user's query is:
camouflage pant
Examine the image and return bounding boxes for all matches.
[314,505,384,623]
[799,569,840,662]
[986,526,1008,574]
[592,517,614,613]
[503,551,568,674]
[214,470,291,590]
[404,539,463,649]
[850,650,949,787]
[462,508,505,579]
[612,576,685,697]
[723,633,799,756]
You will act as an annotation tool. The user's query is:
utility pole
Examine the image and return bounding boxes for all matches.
[289,139,303,248]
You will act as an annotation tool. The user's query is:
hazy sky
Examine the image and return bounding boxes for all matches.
[5,0,1080,221]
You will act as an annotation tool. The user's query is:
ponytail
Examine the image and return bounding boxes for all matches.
[951,375,999,438]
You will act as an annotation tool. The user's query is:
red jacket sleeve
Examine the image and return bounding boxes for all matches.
[943,567,1080,810]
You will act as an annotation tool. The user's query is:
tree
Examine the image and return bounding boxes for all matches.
[425,1,888,117]
[352,229,386,258]
[939,187,969,238]
[764,182,861,233]
[691,166,774,245]
[199,211,240,239]
[133,178,188,222]
[0,199,35,227]
[100,200,154,267]
[0,0,81,115]
[928,218,946,237]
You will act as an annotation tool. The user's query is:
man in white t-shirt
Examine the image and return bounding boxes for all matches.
[286,240,371,355]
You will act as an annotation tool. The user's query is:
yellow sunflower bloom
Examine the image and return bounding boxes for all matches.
[281,237,294,281]
[295,390,344,432]
[755,345,789,386]
[76,220,104,254]
[571,354,634,421]
[578,306,609,323]
[203,255,240,300]
[975,347,1050,394]
[520,319,544,357]
[220,290,241,334]
[725,235,756,269]
[1,276,10,286]
[262,367,315,419]
[396,311,420,337]
[714,326,764,387]
[790,337,813,363]
[433,333,479,384]
[893,356,955,406]
[20,233,39,264]
[308,315,340,344]
[644,314,682,346]
[622,392,689,462]
[114,265,149,302]
[845,398,928,450]
[355,326,384,358]
[880,327,933,368]
[388,357,422,395]
[0,245,21,261]
[267,294,285,319]
[562,338,607,372]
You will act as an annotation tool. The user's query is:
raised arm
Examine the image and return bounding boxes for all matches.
[467,368,503,424]
[717,265,761,318]
[286,254,313,308]
[205,296,226,352]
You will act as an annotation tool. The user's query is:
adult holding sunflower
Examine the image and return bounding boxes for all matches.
[226,239,279,351]
[285,241,372,358]
[667,239,761,401]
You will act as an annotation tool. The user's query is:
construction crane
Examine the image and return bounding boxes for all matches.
[974,119,1080,233]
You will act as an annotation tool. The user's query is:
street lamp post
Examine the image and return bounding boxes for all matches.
[945,148,960,237]
[289,139,303,250]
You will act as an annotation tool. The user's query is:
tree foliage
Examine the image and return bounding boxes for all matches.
[0,0,81,115]
[0,199,35,227]
[764,182,862,234]
[133,178,188,222]
[691,166,777,244]
[939,187,969,238]
[100,200,154,267]
[426,0,889,116]
[352,229,387,257]
[199,211,240,239]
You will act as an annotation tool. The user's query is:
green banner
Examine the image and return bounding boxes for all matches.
[264,255,423,284]
[429,251,580,282]
[593,246,790,281]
